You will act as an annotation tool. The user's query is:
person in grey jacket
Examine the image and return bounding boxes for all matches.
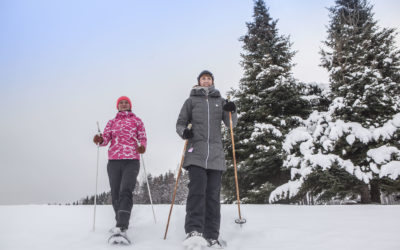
[176,70,237,248]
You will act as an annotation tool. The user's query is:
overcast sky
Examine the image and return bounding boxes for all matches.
[1,0,399,205]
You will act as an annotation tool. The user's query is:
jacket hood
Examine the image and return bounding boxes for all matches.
[190,85,221,97]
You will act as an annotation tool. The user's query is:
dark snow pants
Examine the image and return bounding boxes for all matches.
[107,159,140,230]
[185,165,223,240]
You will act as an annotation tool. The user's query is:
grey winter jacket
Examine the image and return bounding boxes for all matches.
[176,85,238,171]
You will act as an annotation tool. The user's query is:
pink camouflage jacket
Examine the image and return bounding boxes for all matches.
[100,111,147,160]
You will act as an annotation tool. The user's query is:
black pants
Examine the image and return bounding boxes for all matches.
[107,159,140,230]
[185,165,222,240]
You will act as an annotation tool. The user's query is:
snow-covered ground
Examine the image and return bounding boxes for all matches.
[1,204,399,250]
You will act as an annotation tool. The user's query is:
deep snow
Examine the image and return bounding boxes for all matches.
[1,204,399,250]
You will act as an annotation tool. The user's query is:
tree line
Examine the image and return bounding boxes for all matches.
[73,170,189,205]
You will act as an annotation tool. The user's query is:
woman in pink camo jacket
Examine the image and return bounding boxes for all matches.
[93,96,147,235]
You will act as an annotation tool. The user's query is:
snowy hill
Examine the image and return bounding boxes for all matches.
[1,205,399,250]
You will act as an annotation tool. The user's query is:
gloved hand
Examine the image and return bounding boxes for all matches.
[223,101,236,112]
[182,128,194,139]
[138,145,146,154]
[93,134,103,145]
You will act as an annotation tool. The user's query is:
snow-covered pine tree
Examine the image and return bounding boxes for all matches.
[222,0,312,204]
[136,170,188,204]
[137,174,152,204]
[161,171,175,203]
[270,0,400,204]
[321,0,400,124]
[176,170,189,204]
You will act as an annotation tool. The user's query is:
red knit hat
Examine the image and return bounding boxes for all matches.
[116,96,132,110]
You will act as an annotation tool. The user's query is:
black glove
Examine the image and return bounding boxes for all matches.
[223,101,236,112]
[182,128,194,139]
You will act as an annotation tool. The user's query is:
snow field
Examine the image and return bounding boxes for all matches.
[0,205,399,250]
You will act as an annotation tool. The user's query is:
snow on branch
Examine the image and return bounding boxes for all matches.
[270,106,400,202]
[251,123,283,140]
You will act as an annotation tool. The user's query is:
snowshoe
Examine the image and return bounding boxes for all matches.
[108,228,131,245]
[206,238,227,249]
[183,231,208,250]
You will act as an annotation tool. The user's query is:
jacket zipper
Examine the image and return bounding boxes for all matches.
[205,97,210,169]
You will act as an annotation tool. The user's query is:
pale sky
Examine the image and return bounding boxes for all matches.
[1,0,399,205]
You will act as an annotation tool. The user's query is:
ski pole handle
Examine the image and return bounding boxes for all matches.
[96,121,101,134]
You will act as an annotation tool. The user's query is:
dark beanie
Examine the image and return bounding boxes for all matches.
[197,70,214,84]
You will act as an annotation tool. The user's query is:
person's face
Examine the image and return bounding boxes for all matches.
[199,74,213,87]
[118,100,131,111]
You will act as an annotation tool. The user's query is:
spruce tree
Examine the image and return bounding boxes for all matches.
[321,0,400,125]
[320,0,400,203]
[270,0,400,204]
[222,0,312,203]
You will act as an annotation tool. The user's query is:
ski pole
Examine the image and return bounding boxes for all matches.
[141,155,157,224]
[134,137,157,224]
[164,124,192,240]
[93,121,101,232]
[227,96,246,225]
